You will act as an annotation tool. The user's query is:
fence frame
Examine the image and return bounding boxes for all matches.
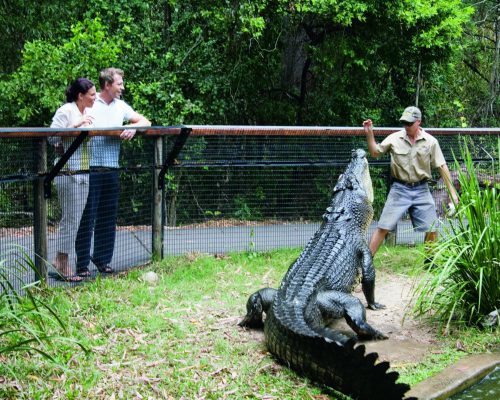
[0,125,499,281]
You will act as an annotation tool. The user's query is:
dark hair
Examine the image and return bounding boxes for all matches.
[99,67,124,89]
[65,78,95,103]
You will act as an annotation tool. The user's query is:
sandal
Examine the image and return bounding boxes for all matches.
[91,262,115,274]
[49,271,83,282]
[96,265,115,274]
[91,258,115,274]
[77,269,92,278]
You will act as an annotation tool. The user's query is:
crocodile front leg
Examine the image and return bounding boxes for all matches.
[239,288,277,329]
[362,280,385,310]
[317,290,388,340]
[361,247,386,310]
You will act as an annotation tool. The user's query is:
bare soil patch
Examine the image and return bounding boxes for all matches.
[341,270,440,366]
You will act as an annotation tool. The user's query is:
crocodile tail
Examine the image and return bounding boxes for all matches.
[264,311,413,400]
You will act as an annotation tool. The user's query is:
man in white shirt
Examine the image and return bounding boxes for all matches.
[75,68,151,276]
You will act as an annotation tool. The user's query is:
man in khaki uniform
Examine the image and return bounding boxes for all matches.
[363,106,459,256]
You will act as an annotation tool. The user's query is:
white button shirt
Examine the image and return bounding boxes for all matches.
[88,94,135,168]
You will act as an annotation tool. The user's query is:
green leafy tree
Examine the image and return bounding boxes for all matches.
[416,1,499,127]
[0,0,476,127]
[0,0,83,74]
[0,18,125,126]
[0,0,482,227]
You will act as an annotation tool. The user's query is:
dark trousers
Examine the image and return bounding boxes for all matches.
[76,169,119,272]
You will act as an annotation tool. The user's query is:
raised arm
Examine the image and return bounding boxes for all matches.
[363,119,380,158]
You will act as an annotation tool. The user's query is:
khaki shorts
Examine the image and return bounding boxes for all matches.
[377,182,439,232]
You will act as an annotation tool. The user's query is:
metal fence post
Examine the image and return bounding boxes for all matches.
[152,136,164,260]
[33,137,48,281]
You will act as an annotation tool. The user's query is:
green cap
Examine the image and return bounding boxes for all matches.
[399,106,422,123]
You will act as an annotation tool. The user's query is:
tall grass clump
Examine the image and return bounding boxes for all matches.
[0,247,85,360]
[412,139,499,330]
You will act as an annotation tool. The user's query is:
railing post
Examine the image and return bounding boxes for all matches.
[152,136,164,260]
[33,137,48,281]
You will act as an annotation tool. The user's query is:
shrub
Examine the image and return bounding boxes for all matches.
[412,139,499,330]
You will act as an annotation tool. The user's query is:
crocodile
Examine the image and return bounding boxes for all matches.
[239,149,413,400]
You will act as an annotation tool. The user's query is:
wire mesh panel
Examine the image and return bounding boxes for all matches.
[0,138,38,291]
[0,127,498,290]
[45,135,156,280]
[163,134,382,255]
[162,129,500,255]
[165,135,388,254]
[162,134,364,255]
[164,165,338,255]
[0,133,159,290]
[0,180,35,289]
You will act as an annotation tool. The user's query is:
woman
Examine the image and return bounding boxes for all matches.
[49,78,96,282]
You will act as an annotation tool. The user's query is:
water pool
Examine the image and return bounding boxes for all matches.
[450,366,499,400]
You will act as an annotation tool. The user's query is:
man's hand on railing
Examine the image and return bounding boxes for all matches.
[120,129,136,140]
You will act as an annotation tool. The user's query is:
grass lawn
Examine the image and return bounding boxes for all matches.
[0,246,498,399]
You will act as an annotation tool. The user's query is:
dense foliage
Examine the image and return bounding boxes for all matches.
[2,0,496,128]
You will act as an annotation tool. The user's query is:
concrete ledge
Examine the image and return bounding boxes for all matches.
[406,352,500,399]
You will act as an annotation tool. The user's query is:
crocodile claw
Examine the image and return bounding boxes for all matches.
[368,302,386,310]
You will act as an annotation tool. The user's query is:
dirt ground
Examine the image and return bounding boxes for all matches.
[343,270,441,366]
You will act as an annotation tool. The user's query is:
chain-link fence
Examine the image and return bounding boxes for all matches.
[0,126,498,289]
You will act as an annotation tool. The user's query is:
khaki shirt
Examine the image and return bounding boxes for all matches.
[375,129,446,183]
